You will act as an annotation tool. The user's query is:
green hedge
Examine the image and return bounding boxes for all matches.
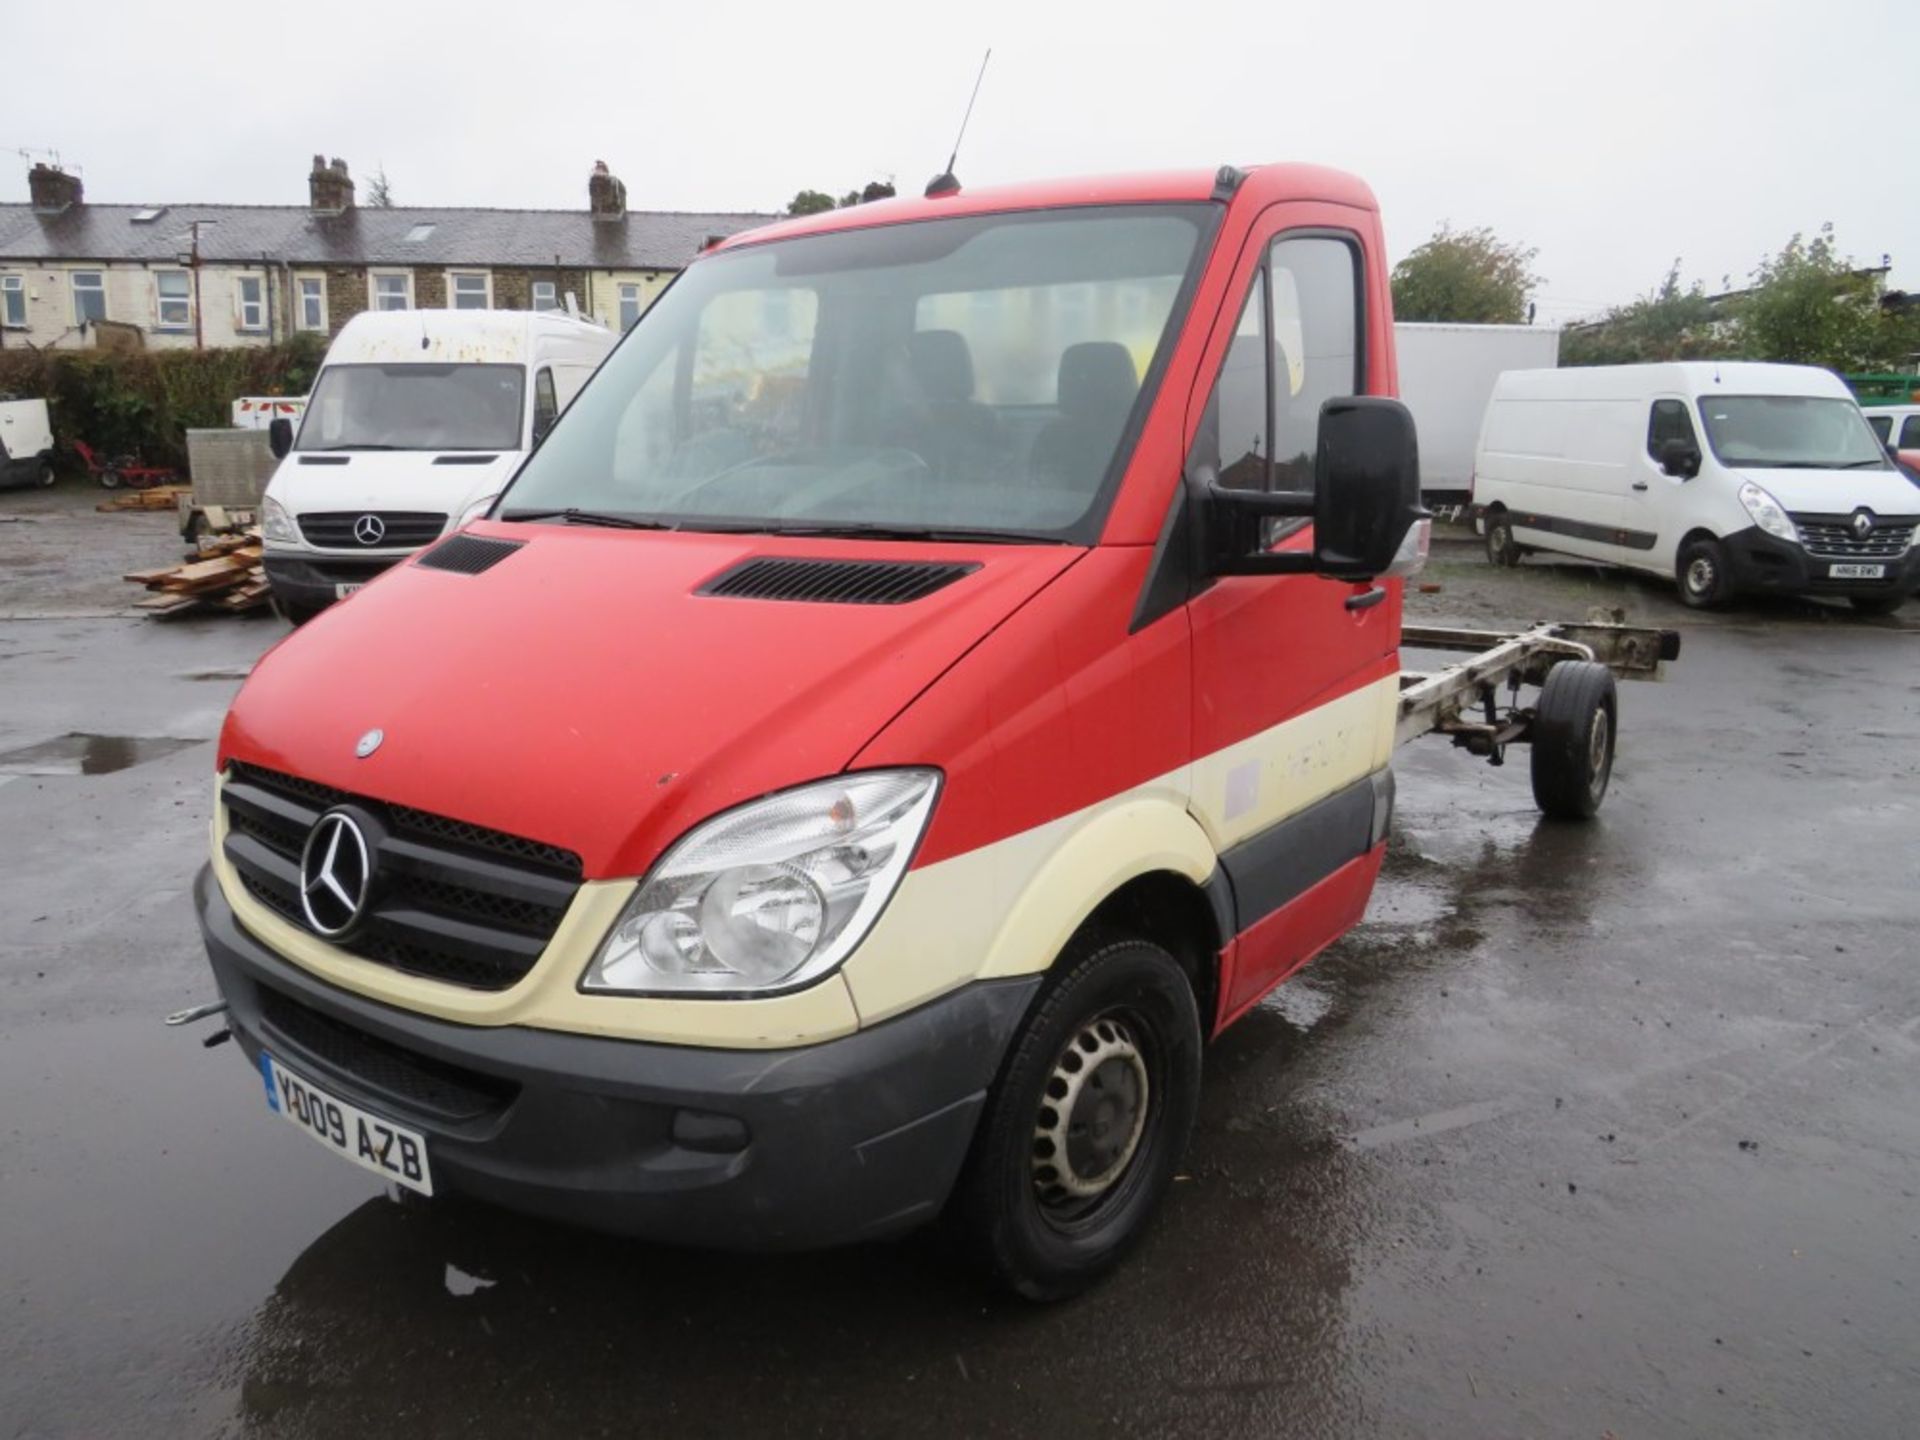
[0,334,325,472]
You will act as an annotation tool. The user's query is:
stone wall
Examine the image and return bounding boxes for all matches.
[414,269,446,309]
[324,268,368,333]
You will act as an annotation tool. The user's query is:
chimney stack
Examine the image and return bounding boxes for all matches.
[28,163,83,213]
[309,155,355,213]
[588,160,627,223]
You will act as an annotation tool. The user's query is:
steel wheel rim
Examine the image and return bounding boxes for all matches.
[1588,707,1612,795]
[1031,1014,1151,1217]
[1686,556,1715,595]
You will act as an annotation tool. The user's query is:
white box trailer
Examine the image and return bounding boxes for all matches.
[1396,323,1560,502]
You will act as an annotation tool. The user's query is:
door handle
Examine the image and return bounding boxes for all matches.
[1345,586,1387,612]
[1632,481,1649,491]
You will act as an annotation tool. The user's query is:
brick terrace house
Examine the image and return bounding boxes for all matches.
[0,158,772,350]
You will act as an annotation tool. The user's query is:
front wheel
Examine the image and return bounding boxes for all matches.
[1848,593,1906,617]
[36,459,56,488]
[951,934,1202,1301]
[1530,660,1618,819]
[1676,537,1731,609]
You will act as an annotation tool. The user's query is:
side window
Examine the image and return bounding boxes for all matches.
[1866,414,1892,444]
[1900,416,1920,449]
[1267,236,1360,494]
[1210,269,1270,491]
[532,367,559,441]
[1648,399,1697,457]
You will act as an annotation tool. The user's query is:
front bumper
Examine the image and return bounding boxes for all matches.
[1721,525,1920,600]
[262,552,408,613]
[196,866,1037,1249]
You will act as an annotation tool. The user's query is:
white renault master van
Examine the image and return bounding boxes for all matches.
[1473,362,1920,614]
[262,310,614,622]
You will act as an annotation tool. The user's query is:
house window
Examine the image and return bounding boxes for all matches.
[532,280,558,312]
[297,277,326,331]
[2,274,25,328]
[155,271,192,329]
[450,272,490,310]
[618,283,643,330]
[372,273,411,311]
[72,271,106,325]
[236,275,266,332]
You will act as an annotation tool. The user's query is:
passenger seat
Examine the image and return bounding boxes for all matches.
[1030,342,1139,494]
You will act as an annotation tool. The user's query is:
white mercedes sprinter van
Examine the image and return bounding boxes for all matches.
[1473,362,1920,614]
[262,310,614,622]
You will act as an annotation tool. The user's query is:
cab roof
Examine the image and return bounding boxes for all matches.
[325,308,611,365]
[711,163,1379,252]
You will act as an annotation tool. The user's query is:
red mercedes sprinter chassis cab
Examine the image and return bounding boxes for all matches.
[189,163,1674,1298]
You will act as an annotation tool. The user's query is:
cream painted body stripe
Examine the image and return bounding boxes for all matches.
[213,672,1397,1048]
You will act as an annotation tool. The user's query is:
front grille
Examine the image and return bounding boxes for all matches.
[298,511,448,549]
[257,985,517,1123]
[222,762,581,991]
[1793,513,1918,560]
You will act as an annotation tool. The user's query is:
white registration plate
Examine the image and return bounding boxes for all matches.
[1827,563,1885,579]
[260,1050,433,1195]
[335,582,365,599]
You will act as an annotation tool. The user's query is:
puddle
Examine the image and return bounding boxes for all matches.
[1262,981,1337,1031]
[0,732,198,776]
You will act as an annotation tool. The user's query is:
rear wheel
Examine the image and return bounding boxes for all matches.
[952,934,1202,1301]
[1848,593,1906,617]
[36,459,56,488]
[1485,513,1522,568]
[97,467,122,490]
[1530,660,1618,820]
[1676,536,1731,609]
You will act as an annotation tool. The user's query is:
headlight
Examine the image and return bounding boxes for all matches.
[583,769,940,996]
[1738,481,1797,542]
[261,494,299,545]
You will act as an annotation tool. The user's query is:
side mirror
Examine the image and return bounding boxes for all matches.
[268,417,294,460]
[1310,397,1429,581]
[1192,397,1429,582]
[1658,438,1701,479]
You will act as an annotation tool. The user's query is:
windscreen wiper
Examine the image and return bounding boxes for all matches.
[767,522,1060,545]
[497,507,677,531]
[1840,458,1891,469]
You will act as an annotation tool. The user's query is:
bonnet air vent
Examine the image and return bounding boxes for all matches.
[699,557,980,605]
[416,535,525,576]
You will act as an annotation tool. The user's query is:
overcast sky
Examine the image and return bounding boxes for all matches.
[4,0,1913,322]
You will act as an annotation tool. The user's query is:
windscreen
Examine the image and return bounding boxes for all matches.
[1696,395,1890,472]
[297,364,526,452]
[498,205,1211,541]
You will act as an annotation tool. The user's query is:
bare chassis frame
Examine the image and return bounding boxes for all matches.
[1396,621,1682,761]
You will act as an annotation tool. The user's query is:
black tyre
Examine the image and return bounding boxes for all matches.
[952,934,1203,1301]
[268,592,319,627]
[1530,660,1618,820]
[98,467,122,490]
[1485,512,1522,567]
[36,459,56,488]
[1676,536,1731,609]
[1848,593,1906,617]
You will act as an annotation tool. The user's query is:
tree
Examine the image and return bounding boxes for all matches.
[366,165,395,208]
[1733,224,1888,371]
[1561,262,1728,367]
[1391,223,1541,325]
[786,181,895,217]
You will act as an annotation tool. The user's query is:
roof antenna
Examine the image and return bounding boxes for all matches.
[925,48,991,198]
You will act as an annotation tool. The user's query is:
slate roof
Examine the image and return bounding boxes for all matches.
[0,203,774,269]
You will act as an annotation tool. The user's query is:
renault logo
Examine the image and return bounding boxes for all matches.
[299,809,375,938]
[1851,510,1875,540]
[352,514,387,546]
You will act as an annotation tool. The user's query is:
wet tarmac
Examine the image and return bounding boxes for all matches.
[3,517,1919,1437]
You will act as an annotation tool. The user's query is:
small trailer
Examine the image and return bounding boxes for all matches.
[1398,620,1682,818]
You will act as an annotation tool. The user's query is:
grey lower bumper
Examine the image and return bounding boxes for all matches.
[196,865,1038,1250]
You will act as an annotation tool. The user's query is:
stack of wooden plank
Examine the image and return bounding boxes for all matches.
[97,485,192,513]
[124,530,269,617]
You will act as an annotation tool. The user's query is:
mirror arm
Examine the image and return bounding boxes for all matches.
[1202,481,1315,519]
